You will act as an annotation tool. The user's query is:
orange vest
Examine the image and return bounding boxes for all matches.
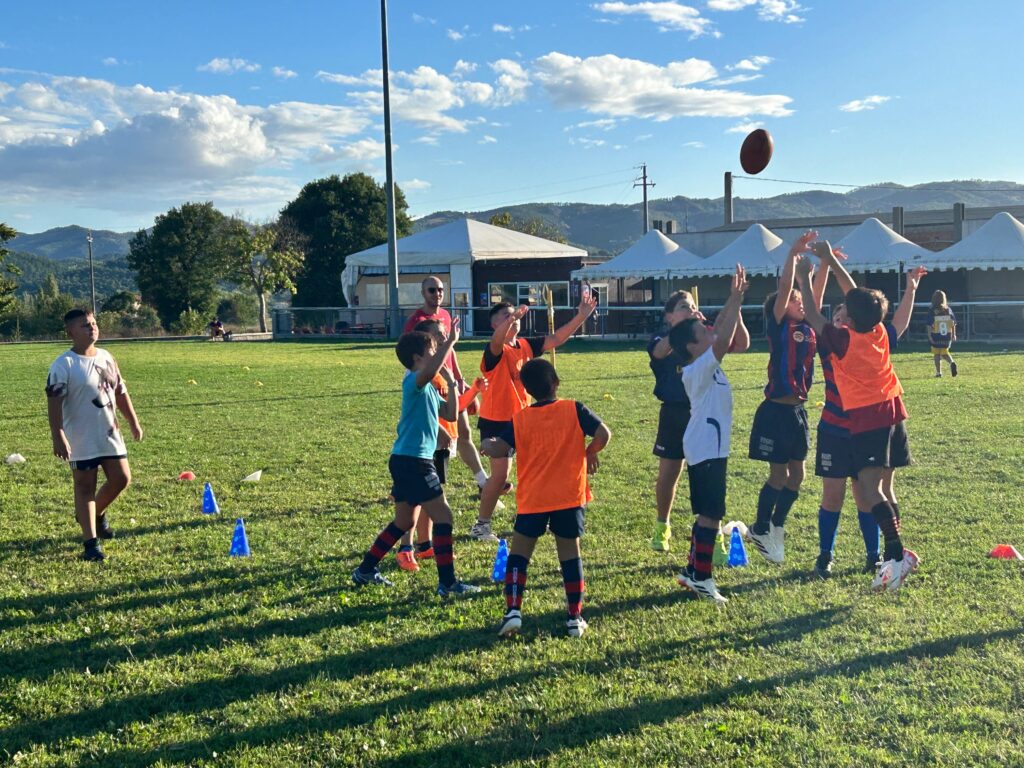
[512,400,592,515]
[431,374,458,441]
[479,339,534,421]
[831,324,903,410]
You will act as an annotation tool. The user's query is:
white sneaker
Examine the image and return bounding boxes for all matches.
[677,572,728,604]
[567,616,589,638]
[498,609,522,637]
[747,528,783,565]
[770,524,785,563]
[469,520,499,542]
[872,547,921,593]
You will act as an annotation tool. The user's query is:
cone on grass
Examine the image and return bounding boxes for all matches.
[712,531,729,567]
[727,526,749,567]
[178,470,196,481]
[491,538,509,582]
[202,482,220,514]
[230,518,251,557]
[989,544,1023,560]
[241,470,262,483]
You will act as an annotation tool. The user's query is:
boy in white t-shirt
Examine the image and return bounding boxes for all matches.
[668,264,749,604]
[46,309,143,561]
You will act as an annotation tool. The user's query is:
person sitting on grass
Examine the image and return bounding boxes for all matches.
[208,317,225,339]
[352,319,480,597]
[46,308,144,562]
[668,264,748,604]
[483,358,611,639]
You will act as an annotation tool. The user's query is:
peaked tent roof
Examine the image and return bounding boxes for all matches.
[571,229,702,279]
[926,212,1024,271]
[833,217,931,273]
[685,223,787,277]
[345,217,586,268]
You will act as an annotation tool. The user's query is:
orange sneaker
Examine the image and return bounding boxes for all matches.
[415,547,435,560]
[396,550,420,572]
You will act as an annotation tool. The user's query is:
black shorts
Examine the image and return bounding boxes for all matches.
[687,458,728,521]
[851,421,912,475]
[478,417,512,441]
[513,507,585,539]
[69,454,126,471]
[388,454,443,506]
[815,427,856,479]
[653,401,690,460]
[433,448,450,485]
[748,400,810,464]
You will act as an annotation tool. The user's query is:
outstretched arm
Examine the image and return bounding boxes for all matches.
[892,266,926,338]
[488,305,527,357]
[542,294,597,351]
[417,318,461,388]
[795,256,828,334]
[811,240,856,295]
[712,265,749,361]
[775,230,816,323]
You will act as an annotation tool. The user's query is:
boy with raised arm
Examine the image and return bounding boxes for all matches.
[796,245,921,592]
[668,265,748,604]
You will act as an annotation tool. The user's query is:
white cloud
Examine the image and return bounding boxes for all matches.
[839,94,891,112]
[682,140,705,148]
[316,70,378,86]
[197,58,261,74]
[479,135,498,144]
[533,52,792,120]
[272,66,297,80]
[570,136,605,149]
[636,133,653,141]
[453,59,478,76]
[710,74,762,85]
[101,57,121,67]
[446,29,464,41]
[400,178,432,190]
[707,0,805,23]
[725,120,762,133]
[413,135,440,145]
[566,118,618,131]
[493,23,514,34]
[490,59,530,105]
[593,2,713,37]
[728,56,773,71]
[412,13,436,24]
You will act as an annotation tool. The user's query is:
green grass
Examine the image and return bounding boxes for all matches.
[2,338,1024,767]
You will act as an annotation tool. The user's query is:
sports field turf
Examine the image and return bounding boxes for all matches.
[2,339,1023,767]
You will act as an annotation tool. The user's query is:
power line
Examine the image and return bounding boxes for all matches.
[733,175,1024,193]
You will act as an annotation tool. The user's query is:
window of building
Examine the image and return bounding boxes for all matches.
[488,281,570,308]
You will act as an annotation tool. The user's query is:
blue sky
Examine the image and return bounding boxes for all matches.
[2,0,1022,233]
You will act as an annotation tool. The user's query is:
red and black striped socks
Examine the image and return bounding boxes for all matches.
[560,557,585,617]
[433,523,456,587]
[504,554,528,611]
[692,523,717,581]
[359,522,409,573]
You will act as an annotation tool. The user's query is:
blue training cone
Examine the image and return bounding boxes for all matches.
[491,538,509,582]
[202,482,220,515]
[229,518,251,557]
[727,526,749,567]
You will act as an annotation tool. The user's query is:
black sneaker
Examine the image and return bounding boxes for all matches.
[950,361,958,377]
[82,539,105,562]
[862,555,881,574]
[814,554,834,580]
[97,515,115,540]
[352,567,393,587]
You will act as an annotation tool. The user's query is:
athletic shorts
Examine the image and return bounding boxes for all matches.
[69,454,126,471]
[388,454,443,506]
[513,507,585,539]
[930,347,952,356]
[478,417,512,441]
[687,457,728,521]
[653,401,690,461]
[815,427,856,479]
[851,421,912,475]
[433,448,450,486]
[748,400,810,464]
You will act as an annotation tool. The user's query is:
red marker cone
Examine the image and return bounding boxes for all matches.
[988,544,1023,560]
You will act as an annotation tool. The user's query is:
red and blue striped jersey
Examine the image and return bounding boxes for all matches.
[763,312,816,401]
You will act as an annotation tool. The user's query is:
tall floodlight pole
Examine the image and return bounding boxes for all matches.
[86,230,97,316]
[380,0,401,338]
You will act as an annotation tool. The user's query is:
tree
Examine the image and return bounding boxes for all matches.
[282,173,411,307]
[489,212,568,244]
[0,223,21,316]
[127,202,231,328]
[226,220,305,332]
[101,290,141,314]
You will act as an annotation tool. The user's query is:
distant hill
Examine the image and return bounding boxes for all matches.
[8,225,133,262]
[414,180,1024,255]
[7,252,137,300]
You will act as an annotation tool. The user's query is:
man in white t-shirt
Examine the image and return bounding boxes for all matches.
[46,309,143,561]
[668,264,749,604]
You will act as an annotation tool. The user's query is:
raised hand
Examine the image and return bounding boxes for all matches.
[449,315,461,343]
[577,292,598,318]
[831,245,848,261]
[907,265,927,290]
[810,239,836,263]
[790,230,818,256]
[514,304,530,320]
[731,263,749,296]
[794,254,814,285]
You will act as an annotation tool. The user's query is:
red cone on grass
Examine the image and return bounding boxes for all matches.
[988,544,1023,560]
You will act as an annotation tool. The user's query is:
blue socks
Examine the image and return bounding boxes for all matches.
[857,509,881,561]
[817,507,841,558]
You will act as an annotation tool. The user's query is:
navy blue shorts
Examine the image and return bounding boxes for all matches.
[815,427,856,479]
[513,507,585,539]
[653,401,689,460]
[388,454,443,506]
[433,448,450,485]
[478,417,512,441]
[748,400,810,464]
[687,458,728,521]
[69,455,126,471]
[851,422,912,476]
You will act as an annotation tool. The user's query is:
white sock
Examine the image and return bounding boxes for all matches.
[475,470,489,487]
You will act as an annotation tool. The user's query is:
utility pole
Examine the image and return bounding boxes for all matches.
[86,230,97,316]
[380,0,401,338]
[634,164,655,235]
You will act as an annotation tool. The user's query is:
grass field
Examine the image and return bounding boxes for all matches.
[2,338,1024,767]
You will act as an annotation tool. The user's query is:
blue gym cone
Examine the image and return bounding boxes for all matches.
[491,538,509,582]
[202,482,220,514]
[727,526,749,567]
[229,518,251,557]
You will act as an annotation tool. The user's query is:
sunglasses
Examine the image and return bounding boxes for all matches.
[426,286,444,294]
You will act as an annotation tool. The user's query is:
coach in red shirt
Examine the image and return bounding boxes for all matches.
[404,276,489,490]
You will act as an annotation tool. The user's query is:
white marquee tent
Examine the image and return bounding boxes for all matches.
[571,229,702,280]
[926,212,1024,271]
[684,223,788,278]
[833,217,931,273]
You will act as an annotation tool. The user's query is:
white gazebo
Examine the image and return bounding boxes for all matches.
[926,212,1024,271]
[571,229,702,280]
[834,217,931,273]
[685,223,788,277]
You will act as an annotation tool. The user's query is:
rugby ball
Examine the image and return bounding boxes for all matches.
[739,128,773,175]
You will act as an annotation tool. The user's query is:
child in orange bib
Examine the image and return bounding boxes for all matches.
[482,358,611,639]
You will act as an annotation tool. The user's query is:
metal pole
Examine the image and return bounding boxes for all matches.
[380,0,400,338]
[86,230,97,315]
